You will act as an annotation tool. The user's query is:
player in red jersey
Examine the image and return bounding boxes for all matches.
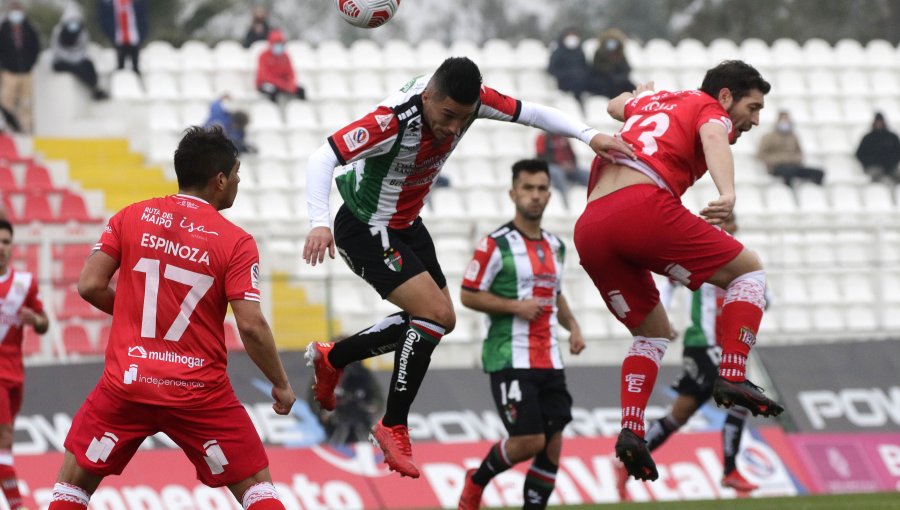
[0,219,48,510]
[573,61,784,482]
[47,127,296,510]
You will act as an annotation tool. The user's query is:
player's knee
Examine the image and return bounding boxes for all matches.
[424,305,455,333]
[0,425,14,449]
[515,434,546,458]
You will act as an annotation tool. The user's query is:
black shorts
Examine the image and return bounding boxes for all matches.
[489,368,573,437]
[672,346,721,402]
[334,205,447,299]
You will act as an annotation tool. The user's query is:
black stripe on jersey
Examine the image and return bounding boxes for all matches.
[511,99,522,122]
[391,94,423,125]
[327,136,347,166]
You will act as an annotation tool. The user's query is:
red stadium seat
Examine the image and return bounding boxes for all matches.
[53,243,93,260]
[11,244,38,273]
[23,164,55,192]
[0,166,18,192]
[22,328,42,357]
[59,191,100,223]
[58,287,106,320]
[58,256,84,285]
[62,323,100,355]
[22,193,57,223]
[1,193,19,223]
[224,321,244,351]
[0,133,31,164]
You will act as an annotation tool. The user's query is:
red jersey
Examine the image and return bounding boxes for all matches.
[94,194,260,407]
[0,269,43,385]
[614,90,734,197]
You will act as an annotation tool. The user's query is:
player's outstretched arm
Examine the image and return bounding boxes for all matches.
[303,143,339,266]
[515,102,634,161]
[699,122,736,225]
[231,299,296,415]
[77,251,119,315]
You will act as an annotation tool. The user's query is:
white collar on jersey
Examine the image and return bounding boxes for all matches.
[174,193,210,205]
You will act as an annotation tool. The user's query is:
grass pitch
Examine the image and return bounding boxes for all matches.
[523,492,900,510]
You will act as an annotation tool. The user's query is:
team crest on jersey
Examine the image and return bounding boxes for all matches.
[504,403,518,424]
[535,245,546,265]
[464,260,480,281]
[343,127,370,152]
[383,248,403,272]
[374,114,394,132]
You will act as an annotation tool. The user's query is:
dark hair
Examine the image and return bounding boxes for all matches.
[700,60,771,102]
[0,219,12,237]
[232,111,250,130]
[173,126,239,190]
[430,57,482,105]
[511,158,550,184]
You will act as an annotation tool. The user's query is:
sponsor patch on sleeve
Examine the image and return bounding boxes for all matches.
[251,263,260,290]
[343,127,370,152]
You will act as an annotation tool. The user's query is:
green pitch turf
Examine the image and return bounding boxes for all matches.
[471,492,900,510]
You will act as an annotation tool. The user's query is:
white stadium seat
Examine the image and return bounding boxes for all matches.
[250,101,284,131]
[642,39,677,69]
[213,40,250,72]
[675,38,709,69]
[802,38,834,69]
[416,39,450,71]
[142,41,180,72]
[110,70,144,100]
[179,72,214,101]
[515,39,550,70]
[834,39,866,69]
[144,72,179,101]
[807,275,841,304]
[865,39,898,69]
[286,40,317,73]
[448,40,483,66]
[180,40,214,72]
[383,39,417,72]
[349,39,385,70]
[316,40,350,71]
[707,38,739,65]
[739,38,772,67]
[771,38,804,68]
[482,39,517,70]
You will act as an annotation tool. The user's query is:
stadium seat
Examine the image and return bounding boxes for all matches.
[180,40,214,72]
[802,38,834,69]
[142,41,180,72]
[796,184,829,216]
[837,69,870,96]
[256,133,290,160]
[213,72,252,99]
[62,323,99,356]
[25,164,56,193]
[58,287,106,320]
[213,40,251,72]
[349,71,386,100]
[315,71,352,100]
[675,38,709,69]
[383,39,417,72]
[862,184,894,213]
[415,39,449,71]
[841,273,875,304]
[144,72,179,101]
[429,188,467,220]
[804,232,837,267]
[484,70,518,96]
[22,328,42,357]
[287,131,322,160]
[0,133,32,163]
[109,71,144,100]
[257,191,296,222]
[738,38,772,68]
[349,39,385,70]
[317,40,350,71]
[778,275,808,304]
[864,39,897,69]
[763,183,798,216]
[317,103,353,132]
[22,193,56,223]
[11,244,38,273]
[771,38,804,68]
[285,100,319,131]
[448,40,482,66]
[180,101,210,127]
[834,39,866,69]
[60,191,101,223]
[250,101,285,131]
[148,103,181,132]
[807,70,839,98]
[807,275,841,304]
[707,38,739,65]
[515,39,550,70]
[869,70,900,98]
[0,166,17,192]
[844,305,878,331]
[835,231,874,266]
[286,40,317,73]
[482,39,516,70]
[221,193,256,223]
[812,306,845,332]
[179,72,214,101]
[642,39,677,69]
[773,69,806,98]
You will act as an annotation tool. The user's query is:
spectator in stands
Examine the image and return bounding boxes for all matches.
[98,0,148,75]
[535,131,589,202]
[204,95,254,153]
[256,29,306,103]
[589,28,635,98]
[0,219,49,510]
[547,27,591,105]
[756,111,824,186]
[50,4,109,101]
[855,112,900,184]
[243,5,270,49]
[0,2,40,134]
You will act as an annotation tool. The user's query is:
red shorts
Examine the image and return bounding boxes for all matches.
[63,381,268,488]
[574,184,743,329]
[0,384,23,425]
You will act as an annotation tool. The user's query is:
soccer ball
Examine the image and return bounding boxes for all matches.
[334,0,400,29]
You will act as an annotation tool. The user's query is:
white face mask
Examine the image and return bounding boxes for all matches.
[8,10,24,24]
[604,39,620,51]
[272,43,284,55]
[563,34,580,50]
[777,120,792,133]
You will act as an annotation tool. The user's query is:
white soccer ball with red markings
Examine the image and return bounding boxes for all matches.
[334,0,400,28]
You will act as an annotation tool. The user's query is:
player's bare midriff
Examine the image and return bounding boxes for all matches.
[587,163,657,203]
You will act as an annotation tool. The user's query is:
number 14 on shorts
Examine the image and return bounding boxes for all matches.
[500,380,522,404]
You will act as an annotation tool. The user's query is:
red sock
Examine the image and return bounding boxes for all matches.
[243,482,285,510]
[0,465,23,510]
[49,502,87,510]
[620,337,668,438]
[719,272,766,382]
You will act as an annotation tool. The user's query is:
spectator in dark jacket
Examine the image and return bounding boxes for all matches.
[856,112,900,184]
[98,0,148,75]
[243,6,270,49]
[51,4,108,100]
[0,2,41,133]
[536,131,589,203]
[204,96,253,154]
[255,30,306,103]
[547,27,591,105]
[590,28,635,98]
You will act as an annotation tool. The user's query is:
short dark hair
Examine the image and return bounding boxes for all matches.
[174,126,239,190]
[0,219,12,237]
[700,60,771,102]
[430,57,482,105]
[511,159,550,184]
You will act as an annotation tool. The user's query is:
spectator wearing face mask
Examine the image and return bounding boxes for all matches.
[547,27,592,104]
[0,2,41,134]
[255,29,306,103]
[756,110,824,186]
[51,4,109,100]
[244,6,270,49]
[590,28,635,99]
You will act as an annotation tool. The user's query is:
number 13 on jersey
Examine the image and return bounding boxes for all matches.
[621,112,670,156]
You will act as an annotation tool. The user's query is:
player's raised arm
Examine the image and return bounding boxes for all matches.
[77,250,119,315]
[303,144,340,265]
[231,299,295,415]
[608,81,655,122]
